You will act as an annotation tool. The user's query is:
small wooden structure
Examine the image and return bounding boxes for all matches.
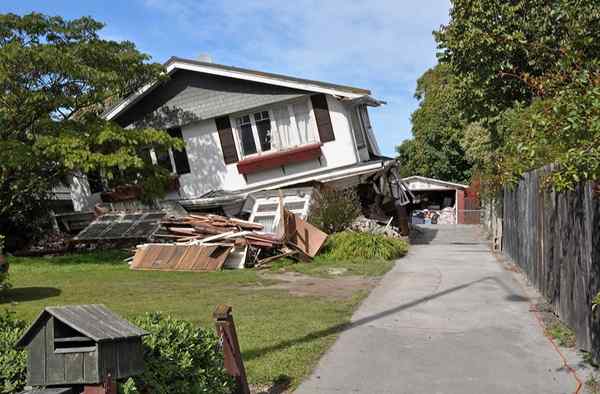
[16,305,147,387]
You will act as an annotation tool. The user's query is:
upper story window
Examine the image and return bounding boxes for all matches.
[232,98,318,159]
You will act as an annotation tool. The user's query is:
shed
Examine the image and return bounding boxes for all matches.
[402,176,469,224]
[16,305,147,387]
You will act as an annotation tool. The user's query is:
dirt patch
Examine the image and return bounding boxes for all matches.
[250,271,378,299]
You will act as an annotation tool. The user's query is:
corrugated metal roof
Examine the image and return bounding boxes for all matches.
[16,304,147,347]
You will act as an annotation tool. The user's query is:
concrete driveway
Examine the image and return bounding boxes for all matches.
[295,225,579,394]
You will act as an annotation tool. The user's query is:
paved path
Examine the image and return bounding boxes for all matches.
[295,225,578,394]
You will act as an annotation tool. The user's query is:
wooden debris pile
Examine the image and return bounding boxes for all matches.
[131,211,328,272]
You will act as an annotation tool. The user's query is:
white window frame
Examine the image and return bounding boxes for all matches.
[149,147,177,175]
[230,97,318,159]
[249,194,312,233]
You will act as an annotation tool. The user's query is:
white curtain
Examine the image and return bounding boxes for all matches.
[272,104,298,149]
[271,99,317,151]
[292,100,313,144]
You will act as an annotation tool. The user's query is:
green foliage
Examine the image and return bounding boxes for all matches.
[586,374,600,394]
[545,321,576,348]
[125,312,233,394]
[0,310,27,394]
[0,235,8,292]
[308,188,361,234]
[593,292,600,312]
[435,0,600,191]
[320,231,409,261]
[397,64,472,183]
[0,13,181,236]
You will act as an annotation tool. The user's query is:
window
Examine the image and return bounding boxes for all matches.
[233,98,318,158]
[249,192,313,233]
[168,128,191,175]
[150,127,191,175]
[254,111,271,151]
[236,115,257,156]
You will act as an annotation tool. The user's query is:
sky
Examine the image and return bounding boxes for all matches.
[2,0,450,156]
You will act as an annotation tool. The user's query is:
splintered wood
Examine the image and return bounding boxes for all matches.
[131,212,327,272]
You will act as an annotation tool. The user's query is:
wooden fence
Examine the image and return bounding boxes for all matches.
[501,165,600,359]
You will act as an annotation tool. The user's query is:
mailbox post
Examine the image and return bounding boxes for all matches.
[214,304,250,394]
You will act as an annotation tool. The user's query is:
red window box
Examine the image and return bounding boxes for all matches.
[237,143,323,175]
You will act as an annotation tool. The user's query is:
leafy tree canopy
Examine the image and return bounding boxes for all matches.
[0,13,180,235]
[396,64,472,184]
[435,0,600,191]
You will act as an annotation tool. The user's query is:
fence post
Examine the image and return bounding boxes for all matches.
[214,305,250,394]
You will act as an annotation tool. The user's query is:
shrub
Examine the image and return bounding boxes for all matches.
[321,231,409,261]
[308,188,361,233]
[0,310,27,394]
[124,312,233,394]
[0,235,8,292]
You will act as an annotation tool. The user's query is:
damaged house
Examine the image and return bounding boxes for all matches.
[64,57,389,225]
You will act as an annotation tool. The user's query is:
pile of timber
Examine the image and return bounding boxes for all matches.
[131,211,327,272]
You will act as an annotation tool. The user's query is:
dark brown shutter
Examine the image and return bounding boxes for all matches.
[168,128,191,175]
[311,94,335,142]
[215,116,239,164]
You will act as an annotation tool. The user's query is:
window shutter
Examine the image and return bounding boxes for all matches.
[168,128,191,175]
[215,116,239,164]
[310,94,335,142]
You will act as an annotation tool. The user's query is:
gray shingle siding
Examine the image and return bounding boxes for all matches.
[115,70,308,129]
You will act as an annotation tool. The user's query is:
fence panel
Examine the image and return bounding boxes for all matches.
[502,165,600,358]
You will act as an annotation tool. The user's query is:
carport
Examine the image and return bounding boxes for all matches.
[402,176,468,224]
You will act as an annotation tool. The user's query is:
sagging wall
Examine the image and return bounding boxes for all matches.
[501,165,600,360]
[172,95,363,199]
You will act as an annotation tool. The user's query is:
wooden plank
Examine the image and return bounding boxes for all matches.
[28,326,46,385]
[65,353,84,383]
[83,349,99,383]
[45,317,66,385]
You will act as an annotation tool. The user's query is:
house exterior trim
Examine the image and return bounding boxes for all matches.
[104,57,374,121]
[236,143,323,174]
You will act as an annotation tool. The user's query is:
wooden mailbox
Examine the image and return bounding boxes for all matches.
[15,305,147,387]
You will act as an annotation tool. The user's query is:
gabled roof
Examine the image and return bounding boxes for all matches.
[402,176,468,190]
[105,57,373,121]
[16,304,147,347]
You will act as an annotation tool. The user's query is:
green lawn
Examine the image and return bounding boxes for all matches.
[1,250,394,388]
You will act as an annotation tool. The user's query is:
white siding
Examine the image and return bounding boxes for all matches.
[169,94,368,199]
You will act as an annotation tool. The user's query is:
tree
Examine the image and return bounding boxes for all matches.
[0,13,180,237]
[396,64,472,184]
[435,0,600,190]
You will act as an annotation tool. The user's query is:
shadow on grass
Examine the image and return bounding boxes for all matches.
[0,286,61,304]
[243,275,525,361]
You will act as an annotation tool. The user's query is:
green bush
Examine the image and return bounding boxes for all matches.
[0,235,8,292]
[321,231,409,261]
[308,188,361,233]
[123,312,233,394]
[0,310,27,394]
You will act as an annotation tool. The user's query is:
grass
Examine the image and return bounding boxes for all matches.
[545,321,577,348]
[269,232,408,278]
[1,248,395,388]
[269,256,395,277]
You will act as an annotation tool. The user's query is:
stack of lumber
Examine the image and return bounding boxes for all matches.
[157,214,265,241]
[131,211,328,272]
